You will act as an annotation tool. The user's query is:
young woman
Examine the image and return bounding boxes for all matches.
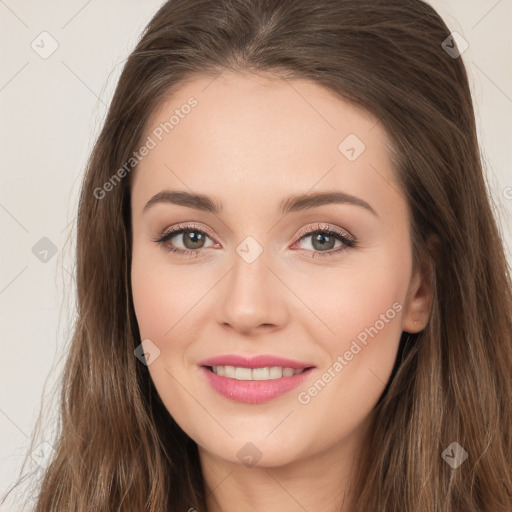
[5,0,512,510]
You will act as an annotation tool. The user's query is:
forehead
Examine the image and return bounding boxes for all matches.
[131,71,404,221]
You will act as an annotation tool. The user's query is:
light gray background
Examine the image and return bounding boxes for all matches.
[1,1,511,509]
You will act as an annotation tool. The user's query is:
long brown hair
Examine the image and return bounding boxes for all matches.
[3,0,511,510]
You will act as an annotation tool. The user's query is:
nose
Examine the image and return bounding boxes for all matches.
[214,245,289,335]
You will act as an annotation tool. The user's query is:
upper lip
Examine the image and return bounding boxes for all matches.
[198,354,315,370]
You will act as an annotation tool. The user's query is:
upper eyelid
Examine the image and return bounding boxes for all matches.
[295,223,354,242]
[160,223,215,240]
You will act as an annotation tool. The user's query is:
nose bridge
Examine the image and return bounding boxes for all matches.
[216,234,285,332]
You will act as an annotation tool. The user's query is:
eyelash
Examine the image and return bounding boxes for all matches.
[153,223,358,259]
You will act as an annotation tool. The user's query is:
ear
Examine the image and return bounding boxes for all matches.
[402,234,438,333]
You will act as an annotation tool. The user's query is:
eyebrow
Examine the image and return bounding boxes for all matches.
[142,189,378,217]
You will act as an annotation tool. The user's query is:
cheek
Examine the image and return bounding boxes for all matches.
[294,245,409,352]
[293,249,410,432]
[289,291,405,454]
[131,269,171,340]
[130,257,201,415]
[332,269,404,349]
[131,248,200,342]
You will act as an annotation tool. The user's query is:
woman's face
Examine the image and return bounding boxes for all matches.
[130,71,431,469]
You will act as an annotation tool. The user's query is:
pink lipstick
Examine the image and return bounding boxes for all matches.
[197,354,316,404]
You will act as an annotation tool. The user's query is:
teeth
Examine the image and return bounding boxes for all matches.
[211,365,305,380]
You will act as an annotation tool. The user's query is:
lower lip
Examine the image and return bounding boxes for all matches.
[199,366,315,404]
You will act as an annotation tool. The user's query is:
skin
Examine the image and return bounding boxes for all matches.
[130,70,434,512]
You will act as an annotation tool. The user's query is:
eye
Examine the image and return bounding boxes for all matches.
[153,224,216,257]
[292,223,357,258]
[153,222,357,258]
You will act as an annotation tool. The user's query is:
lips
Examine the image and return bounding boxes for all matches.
[197,354,316,404]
